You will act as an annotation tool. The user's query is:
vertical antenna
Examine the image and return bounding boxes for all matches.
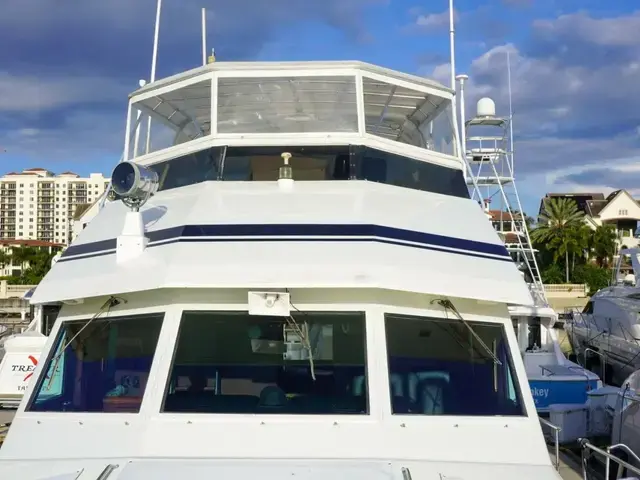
[456,74,469,159]
[448,0,456,91]
[447,0,465,173]
[201,8,207,66]
[507,50,514,175]
[145,0,163,154]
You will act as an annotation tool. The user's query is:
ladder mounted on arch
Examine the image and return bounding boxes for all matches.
[463,97,549,310]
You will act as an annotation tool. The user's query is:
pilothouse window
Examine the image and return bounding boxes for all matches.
[384,314,525,416]
[147,144,468,199]
[162,311,368,415]
[27,313,164,413]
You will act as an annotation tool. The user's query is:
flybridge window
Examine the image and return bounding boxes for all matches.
[161,311,368,414]
[27,313,164,413]
[384,314,525,416]
[149,147,225,191]
[354,146,468,198]
[148,144,468,198]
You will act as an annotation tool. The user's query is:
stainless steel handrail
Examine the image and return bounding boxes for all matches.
[584,347,607,381]
[606,444,640,480]
[539,416,561,471]
[580,440,640,479]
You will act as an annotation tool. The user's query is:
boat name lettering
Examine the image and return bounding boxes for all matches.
[530,387,549,399]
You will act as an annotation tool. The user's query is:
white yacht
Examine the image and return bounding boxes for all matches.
[458,92,600,412]
[567,248,640,386]
[0,61,560,479]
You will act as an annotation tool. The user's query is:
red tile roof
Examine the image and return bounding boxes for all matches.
[0,239,64,248]
[487,210,523,221]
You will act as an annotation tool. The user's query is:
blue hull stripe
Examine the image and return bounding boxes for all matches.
[58,224,512,263]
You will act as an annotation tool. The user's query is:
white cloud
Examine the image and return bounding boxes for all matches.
[0,73,130,111]
[426,12,640,181]
[414,9,458,33]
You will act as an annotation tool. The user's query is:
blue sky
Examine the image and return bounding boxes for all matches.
[0,0,639,216]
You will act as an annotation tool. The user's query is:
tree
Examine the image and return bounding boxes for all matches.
[590,224,618,268]
[572,263,611,295]
[531,197,586,282]
[3,246,57,285]
[10,246,38,270]
[0,249,9,269]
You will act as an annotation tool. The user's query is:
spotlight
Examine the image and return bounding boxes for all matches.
[110,161,159,210]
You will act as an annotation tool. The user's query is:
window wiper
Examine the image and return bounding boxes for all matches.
[432,298,502,365]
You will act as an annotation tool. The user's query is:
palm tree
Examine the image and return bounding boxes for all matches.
[0,249,9,269]
[10,246,38,271]
[531,197,585,282]
[590,225,618,268]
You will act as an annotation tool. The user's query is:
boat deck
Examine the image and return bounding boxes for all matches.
[551,446,585,480]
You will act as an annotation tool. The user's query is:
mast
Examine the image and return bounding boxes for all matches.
[145,0,163,154]
[201,8,207,67]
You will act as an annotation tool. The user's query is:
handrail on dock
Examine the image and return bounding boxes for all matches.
[580,439,640,479]
[539,416,561,471]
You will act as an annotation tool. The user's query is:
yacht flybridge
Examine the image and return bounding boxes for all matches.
[0,61,560,479]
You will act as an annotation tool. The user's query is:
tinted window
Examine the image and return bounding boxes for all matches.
[384,314,525,416]
[149,147,225,191]
[222,146,353,181]
[162,311,367,414]
[28,313,164,413]
[354,147,468,198]
[145,144,468,198]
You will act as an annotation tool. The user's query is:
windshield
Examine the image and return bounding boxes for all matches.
[27,313,164,413]
[384,314,525,416]
[162,311,367,414]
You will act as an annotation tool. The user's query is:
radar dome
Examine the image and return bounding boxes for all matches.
[477,97,496,117]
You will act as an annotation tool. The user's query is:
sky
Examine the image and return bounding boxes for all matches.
[0,0,638,216]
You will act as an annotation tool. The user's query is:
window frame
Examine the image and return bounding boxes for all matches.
[382,312,528,418]
[159,309,370,416]
[25,309,168,415]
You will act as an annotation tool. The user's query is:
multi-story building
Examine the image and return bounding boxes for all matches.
[539,190,640,249]
[0,168,110,245]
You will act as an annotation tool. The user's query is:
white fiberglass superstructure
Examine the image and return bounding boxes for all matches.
[0,61,560,480]
[457,82,600,412]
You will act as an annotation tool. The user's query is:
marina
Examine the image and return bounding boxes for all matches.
[0,3,638,480]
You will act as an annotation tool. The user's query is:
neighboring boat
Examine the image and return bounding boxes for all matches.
[459,91,601,412]
[544,368,640,479]
[0,60,561,479]
[567,248,640,387]
[0,258,62,408]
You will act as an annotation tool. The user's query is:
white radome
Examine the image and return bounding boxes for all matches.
[477,97,496,117]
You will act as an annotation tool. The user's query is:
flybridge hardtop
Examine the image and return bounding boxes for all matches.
[0,60,560,480]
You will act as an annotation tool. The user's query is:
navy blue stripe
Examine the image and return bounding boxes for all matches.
[60,224,510,261]
[57,237,513,264]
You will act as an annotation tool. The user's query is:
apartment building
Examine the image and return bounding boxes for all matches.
[0,168,110,245]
